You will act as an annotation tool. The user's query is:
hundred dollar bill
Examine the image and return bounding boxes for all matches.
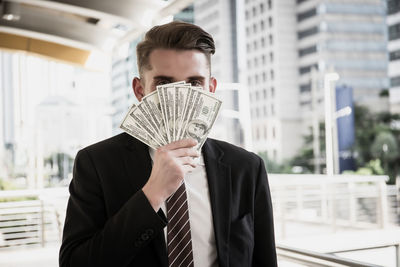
[157,81,186,143]
[178,86,202,140]
[164,85,176,141]
[119,104,161,149]
[180,88,222,151]
[175,85,192,140]
[129,104,165,145]
[137,101,167,145]
[141,91,168,145]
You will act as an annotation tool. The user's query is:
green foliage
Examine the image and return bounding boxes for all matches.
[258,151,294,174]
[44,152,73,181]
[343,159,385,176]
[288,105,400,183]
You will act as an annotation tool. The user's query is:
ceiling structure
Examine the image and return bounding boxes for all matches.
[0,0,192,68]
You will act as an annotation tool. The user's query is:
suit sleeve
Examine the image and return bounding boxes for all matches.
[59,149,167,267]
[253,156,278,266]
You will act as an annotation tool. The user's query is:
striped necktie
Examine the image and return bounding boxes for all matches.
[166,182,194,267]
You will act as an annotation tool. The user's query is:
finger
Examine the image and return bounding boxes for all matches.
[163,138,197,150]
[170,147,199,158]
[182,164,196,173]
[178,156,197,168]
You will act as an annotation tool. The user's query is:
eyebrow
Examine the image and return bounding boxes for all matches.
[152,75,206,82]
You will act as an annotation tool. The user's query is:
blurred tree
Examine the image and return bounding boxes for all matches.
[44,152,73,184]
[287,105,400,183]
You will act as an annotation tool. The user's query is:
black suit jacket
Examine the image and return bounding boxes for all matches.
[59,133,277,267]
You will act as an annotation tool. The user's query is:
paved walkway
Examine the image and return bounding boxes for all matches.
[0,244,59,267]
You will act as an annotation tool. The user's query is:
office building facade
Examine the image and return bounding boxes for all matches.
[388,0,400,113]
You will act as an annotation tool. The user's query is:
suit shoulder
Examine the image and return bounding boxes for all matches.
[78,133,128,155]
[207,138,261,163]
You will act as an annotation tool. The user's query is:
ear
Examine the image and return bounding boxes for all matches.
[209,77,217,93]
[132,77,145,101]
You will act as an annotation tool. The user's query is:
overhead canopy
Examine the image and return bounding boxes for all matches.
[0,0,192,67]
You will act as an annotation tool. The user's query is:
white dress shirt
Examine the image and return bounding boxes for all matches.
[149,149,218,267]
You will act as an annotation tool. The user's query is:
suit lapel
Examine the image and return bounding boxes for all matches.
[121,134,168,267]
[203,139,231,267]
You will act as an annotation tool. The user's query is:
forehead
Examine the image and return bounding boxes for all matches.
[147,49,209,76]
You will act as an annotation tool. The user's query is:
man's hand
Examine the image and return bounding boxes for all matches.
[142,138,199,211]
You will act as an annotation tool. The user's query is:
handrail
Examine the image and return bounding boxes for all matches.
[277,244,383,267]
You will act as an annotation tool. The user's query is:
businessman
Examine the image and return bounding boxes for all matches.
[60,21,277,267]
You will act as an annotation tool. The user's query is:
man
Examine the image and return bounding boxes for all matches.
[59,21,277,267]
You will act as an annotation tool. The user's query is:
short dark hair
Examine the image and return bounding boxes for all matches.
[136,21,215,77]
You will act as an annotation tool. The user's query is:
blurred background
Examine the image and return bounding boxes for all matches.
[0,0,400,266]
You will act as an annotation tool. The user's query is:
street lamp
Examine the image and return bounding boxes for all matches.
[324,72,339,176]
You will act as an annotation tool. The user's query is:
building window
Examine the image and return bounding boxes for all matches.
[389,23,400,41]
[297,8,316,22]
[260,3,265,13]
[254,57,258,67]
[298,26,319,39]
[268,17,273,27]
[390,49,400,61]
[261,37,265,47]
[297,0,309,3]
[268,0,272,9]
[300,83,311,93]
[262,55,266,65]
[262,72,267,82]
[247,59,251,68]
[247,43,251,52]
[271,104,275,116]
[263,89,267,99]
[261,20,265,30]
[299,63,318,75]
[254,40,258,50]
[255,74,259,84]
[269,52,274,62]
[245,10,249,20]
[271,87,275,97]
[256,91,260,99]
[388,0,400,15]
[246,26,250,35]
[298,45,317,57]
[256,107,259,117]
[253,23,257,33]
[252,6,257,16]
[272,126,276,138]
[270,70,274,80]
[256,127,260,139]
[264,125,268,138]
[391,76,400,87]
[269,34,273,45]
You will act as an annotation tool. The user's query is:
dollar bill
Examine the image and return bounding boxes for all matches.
[164,86,175,141]
[141,91,168,144]
[120,81,222,151]
[129,104,165,145]
[180,88,222,151]
[157,81,186,143]
[119,104,161,149]
[175,85,192,140]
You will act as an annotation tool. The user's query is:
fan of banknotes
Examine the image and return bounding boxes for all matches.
[120,81,222,151]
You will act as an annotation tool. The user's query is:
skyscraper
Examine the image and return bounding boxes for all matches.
[388,0,400,113]
[195,0,389,164]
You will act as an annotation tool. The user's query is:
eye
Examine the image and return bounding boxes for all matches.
[189,80,202,87]
[155,79,171,86]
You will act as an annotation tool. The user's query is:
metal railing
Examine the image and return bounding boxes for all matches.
[269,174,390,238]
[277,244,384,267]
[0,188,69,248]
